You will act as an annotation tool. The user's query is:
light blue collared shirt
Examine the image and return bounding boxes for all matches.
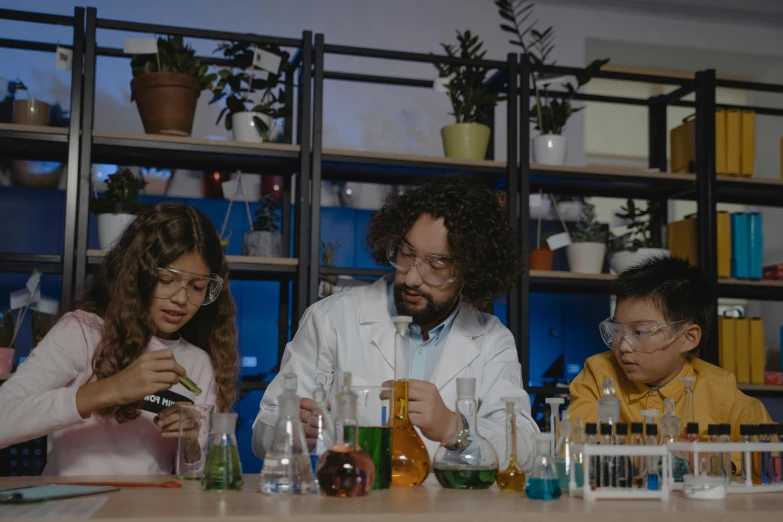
[387,281,459,381]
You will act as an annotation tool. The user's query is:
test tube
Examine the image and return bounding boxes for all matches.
[718,424,731,486]
[644,424,660,491]
[630,422,644,488]
[686,422,700,476]
[708,424,721,477]
[585,423,598,489]
[615,423,630,488]
[774,425,783,484]
[751,424,762,485]
[599,423,614,488]
[740,424,753,485]
[760,424,772,484]
[545,397,564,458]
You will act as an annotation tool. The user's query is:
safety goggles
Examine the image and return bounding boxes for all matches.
[154,266,223,306]
[386,239,457,287]
[599,318,689,353]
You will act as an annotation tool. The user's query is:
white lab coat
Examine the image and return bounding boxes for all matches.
[251,276,540,470]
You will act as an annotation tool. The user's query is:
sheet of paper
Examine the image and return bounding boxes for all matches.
[0,496,109,519]
[55,46,73,71]
[123,37,158,54]
[253,47,282,74]
[546,231,572,250]
[432,74,455,92]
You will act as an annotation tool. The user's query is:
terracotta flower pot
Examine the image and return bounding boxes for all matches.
[131,72,200,136]
[530,248,555,271]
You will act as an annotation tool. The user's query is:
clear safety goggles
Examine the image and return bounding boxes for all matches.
[599,318,689,353]
[154,266,223,306]
[386,239,457,287]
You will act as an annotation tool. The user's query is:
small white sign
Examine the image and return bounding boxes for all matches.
[530,193,543,207]
[611,210,633,228]
[55,46,73,71]
[546,232,572,250]
[33,296,59,315]
[26,270,41,295]
[433,74,455,93]
[10,288,40,310]
[250,68,270,82]
[253,47,282,74]
[123,37,158,55]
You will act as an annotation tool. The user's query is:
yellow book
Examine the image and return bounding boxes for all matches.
[717,211,731,278]
[667,218,697,265]
[741,110,756,177]
[718,316,736,377]
[716,109,727,175]
[670,118,695,174]
[726,109,741,175]
[749,317,766,385]
[780,138,783,180]
[734,317,750,384]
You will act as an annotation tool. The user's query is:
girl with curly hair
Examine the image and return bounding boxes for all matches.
[0,202,238,475]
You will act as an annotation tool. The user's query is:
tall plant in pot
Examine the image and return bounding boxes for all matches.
[434,30,503,160]
[89,169,148,251]
[567,199,606,274]
[130,35,216,136]
[495,0,609,165]
[244,194,282,257]
[608,199,669,274]
[210,41,290,143]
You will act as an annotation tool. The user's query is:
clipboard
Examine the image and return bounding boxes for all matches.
[0,484,118,503]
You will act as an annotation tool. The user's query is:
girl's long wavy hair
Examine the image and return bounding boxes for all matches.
[76,202,238,423]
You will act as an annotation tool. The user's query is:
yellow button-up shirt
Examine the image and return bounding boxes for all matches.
[568,351,772,441]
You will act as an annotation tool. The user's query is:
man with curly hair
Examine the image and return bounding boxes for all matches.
[252,176,539,470]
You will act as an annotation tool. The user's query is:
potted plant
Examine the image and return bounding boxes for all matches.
[0,310,14,374]
[434,30,503,160]
[211,41,290,143]
[495,0,609,165]
[89,169,148,251]
[567,199,606,274]
[130,35,216,136]
[244,194,282,257]
[608,199,670,274]
[31,310,55,347]
[530,234,555,271]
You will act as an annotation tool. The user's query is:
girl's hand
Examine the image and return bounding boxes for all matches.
[109,349,187,406]
[156,402,200,439]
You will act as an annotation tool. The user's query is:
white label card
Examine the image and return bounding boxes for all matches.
[611,210,633,228]
[26,270,41,295]
[123,37,158,55]
[530,194,543,207]
[432,74,455,93]
[546,232,572,250]
[55,46,73,71]
[253,48,282,74]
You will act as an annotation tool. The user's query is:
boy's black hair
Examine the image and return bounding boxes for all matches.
[609,256,712,352]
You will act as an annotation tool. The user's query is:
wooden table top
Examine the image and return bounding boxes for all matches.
[1,474,782,521]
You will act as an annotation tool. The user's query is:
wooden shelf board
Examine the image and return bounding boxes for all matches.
[738,384,783,393]
[0,123,68,135]
[530,270,617,281]
[719,176,783,187]
[719,278,783,288]
[92,130,301,154]
[532,163,695,182]
[322,147,507,170]
[88,250,298,267]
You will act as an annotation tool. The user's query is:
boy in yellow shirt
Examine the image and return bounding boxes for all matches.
[569,256,772,440]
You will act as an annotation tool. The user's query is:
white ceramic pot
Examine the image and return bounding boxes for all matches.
[532,134,567,166]
[610,248,670,275]
[98,213,136,251]
[231,112,273,143]
[567,242,606,274]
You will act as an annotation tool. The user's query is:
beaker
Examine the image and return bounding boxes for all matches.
[176,404,214,480]
[433,377,498,490]
[525,433,561,500]
[352,385,393,490]
[201,412,243,491]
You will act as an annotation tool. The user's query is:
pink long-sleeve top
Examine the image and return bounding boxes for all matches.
[0,310,218,476]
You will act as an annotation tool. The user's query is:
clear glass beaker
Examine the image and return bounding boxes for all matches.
[176,404,214,480]
[352,385,393,490]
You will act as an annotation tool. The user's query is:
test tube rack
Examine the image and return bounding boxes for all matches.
[667,441,783,494]
[569,444,671,501]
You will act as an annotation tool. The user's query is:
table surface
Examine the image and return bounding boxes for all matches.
[1,474,783,521]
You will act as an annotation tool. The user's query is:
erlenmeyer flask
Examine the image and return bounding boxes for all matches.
[201,413,243,491]
[260,374,315,495]
[316,373,376,497]
[308,374,334,474]
[497,397,525,491]
[391,315,431,486]
[433,377,498,489]
[525,433,561,500]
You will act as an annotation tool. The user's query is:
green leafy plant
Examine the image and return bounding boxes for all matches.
[0,310,14,348]
[130,36,216,94]
[89,169,148,215]
[31,311,54,346]
[608,199,662,253]
[320,240,341,288]
[495,0,609,134]
[434,30,504,124]
[571,199,605,243]
[210,41,290,136]
[251,194,282,232]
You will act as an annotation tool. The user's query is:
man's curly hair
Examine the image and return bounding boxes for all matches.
[366,176,521,310]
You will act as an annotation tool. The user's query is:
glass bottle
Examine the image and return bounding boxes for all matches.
[497,397,525,491]
[644,424,660,491]
[585,423,599,489]
[525,433,562,500]
[660,398,686,482]
[680,376,696,437]
[201,413,243,491]
[556,411,581,491]
[433,377,498,490]
[630,422,644,488]
[308,374,334,475]
[260,374,315,495]
[391,315,431,486]
[615,423,630,488]
[316,373,376,497]
[598,378,620,427]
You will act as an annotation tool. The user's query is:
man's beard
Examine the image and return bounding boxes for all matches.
[393,283,456,326]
